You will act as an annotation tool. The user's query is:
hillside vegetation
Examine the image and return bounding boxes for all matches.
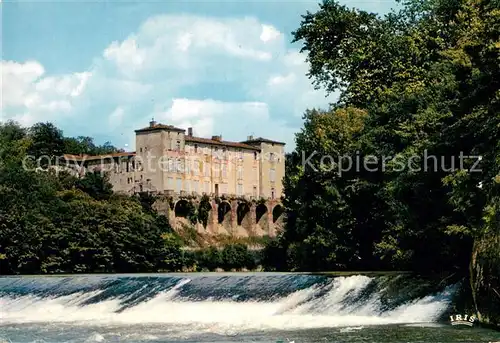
[0,121,260,273]
[260,0,499,326]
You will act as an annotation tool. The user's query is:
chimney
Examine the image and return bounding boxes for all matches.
[211,135,222,141]
[247,135,253,141]
[149,118,156,127]
[188,127,193,136]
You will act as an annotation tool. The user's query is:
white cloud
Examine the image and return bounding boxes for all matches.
[103,37,146,78]
[1,60,92,125]
[260,24,282,42]
[1,60,44,109]
[101,15,284,81]
[2,14,334,151]
[268,73,296,86]
[109,106,125,127]
[156,98,296,147]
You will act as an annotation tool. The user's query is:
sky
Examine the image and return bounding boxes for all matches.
[1,0,399,152]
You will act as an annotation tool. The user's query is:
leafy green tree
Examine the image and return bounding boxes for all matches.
[64,136,122,156]
[28,122,65,166]
[274,0,499,277]
[75,172,114,201]
[220,243,256,270]
[195,246,223,271]
[0,121,185,275]
[0,121,32,167]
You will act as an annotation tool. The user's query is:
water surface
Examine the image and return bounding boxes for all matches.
[1,273,498,342]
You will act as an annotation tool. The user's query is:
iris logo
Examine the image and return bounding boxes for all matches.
[449,313,477,327]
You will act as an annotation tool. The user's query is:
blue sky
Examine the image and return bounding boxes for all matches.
[2,0,398,151]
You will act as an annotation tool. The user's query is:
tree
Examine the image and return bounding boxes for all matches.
[279,106,389,271]
[64,136,122,156]
[0,121,32,167]
[28,122,65,165]
[275,0,499,275]
[0,121,186,275]
[75,172,114,201]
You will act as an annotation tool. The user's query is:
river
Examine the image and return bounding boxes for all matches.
[0,273,498,342]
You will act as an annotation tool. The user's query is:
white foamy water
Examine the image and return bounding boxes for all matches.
[0,275,453,335]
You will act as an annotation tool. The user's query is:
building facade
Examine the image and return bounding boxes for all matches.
[64,120,286,201]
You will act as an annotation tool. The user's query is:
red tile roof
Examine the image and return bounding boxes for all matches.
[63,152,136,161]
[135,123,185,133]
[185,136,260,151]
[240,137,286,145]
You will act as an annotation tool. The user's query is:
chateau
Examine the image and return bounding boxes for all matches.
[63,120,286,236]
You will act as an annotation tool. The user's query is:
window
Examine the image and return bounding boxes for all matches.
[254,151,258,160]
[204,181,210,193]
[194,144,198,153]
[193,159,199,175]
[237,166,243,180]
[222,164,227,178]
[168,177,173,190]
[271,187,275,199]
[176,178,182,192]
[237,184,243,196]
[222,183,228,195]
[167,158,174,172]
[204,163,210,177]
[238,150,243,159]
[269,152,275,162]
[270,168,276,182]
[193,180,199,194]
[253,186,257,197]
[176,140,181,151]
[214,163,220,178]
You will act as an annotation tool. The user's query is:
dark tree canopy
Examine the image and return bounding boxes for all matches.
[265,0,499,278]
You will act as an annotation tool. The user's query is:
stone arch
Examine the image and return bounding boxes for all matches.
[198,198,213,228]
[174,199,193,219]
[256,203,268,224]
[236,202,251,226]
[218,201,231,225]
[272,204,285,223]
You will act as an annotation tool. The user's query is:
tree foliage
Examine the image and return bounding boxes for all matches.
[0,121,259,274]
[266,0,499,276]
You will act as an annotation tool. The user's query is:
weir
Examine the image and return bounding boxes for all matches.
[0,273,458,330]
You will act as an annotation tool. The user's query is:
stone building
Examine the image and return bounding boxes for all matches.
[62,120,286,236]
